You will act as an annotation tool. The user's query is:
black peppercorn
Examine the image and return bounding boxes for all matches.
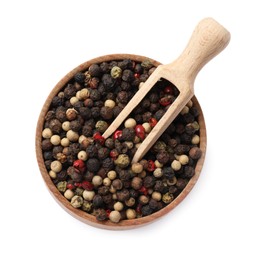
[88,64,102,77]
[112,179,123,190]
[162,167,175,180]
[94,208,108,221]
[92,195,104,208]
[48,119,62,134]
[64,84,77,99]
[42,139,53,151]
[113,106,123,117]
[74,72,86,83]
[149,198,159,210]
[86,144,98,158]
[121,128,135,141]
[156,150,170,164]
[141,205,153,216]
[143,176,155,188]
[70,119,82,132]
[86,158,100,172]
[102,157,114,171]
[102,74,115,90]
[98,186,110,196]
[118,169,131,181]
[174,144,190,155]
[189,147,202,160]
[116,91,129,104]
[116,189,130,202]
[100,106,113,120]
[90,107,100,118]
[102,194,113,205]
[97,147,110,160]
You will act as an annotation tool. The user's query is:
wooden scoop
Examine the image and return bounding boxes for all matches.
[103,18,230,163]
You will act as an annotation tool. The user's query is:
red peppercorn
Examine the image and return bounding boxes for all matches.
[74,182,82,187]
[135,125,145,140]
[134,73,140,79]
[81,181,94,191]
[149,117,157,128]
[147,160,156,172]
[139,186,148,195]
[110,149,119,159]
[164,86,174,95]
[106,209,111,217]
[93,132,105,145]
[136,204,142,214]
[159,96,172,106]
[67,183,75,190]
[113,130,123,140]
[73,159,86,172]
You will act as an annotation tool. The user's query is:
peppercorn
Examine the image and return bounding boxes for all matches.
[74,72,86,83]
[112,179,123,190]
[102,74,115,90]
[86,158,100,172]
[176,178,188,190]
[105,138,114,149]
[114,154,130,168]
[141,205,153,216]
[102,157,114,171]
[83,190,95,201]
[109,210,121,223]
[56,170,67,181]
[189,147,202,160]
[121,128,135,141]
[116,91,129,104]
[126,209,136,219]
[91,107,100,118]
[156,150,170,164]
[42,139,53,151]
[149,198,159,210]
[88,64,101,77]
[162,192,174,204]
[154,180,168,193]
[131,177,142,190]
[81,201,92,212]
[48,119,62,134]
[174,144,190,155]
[57,181,67,193]
[116,189,130,202]
[71,195,83,208]
[55,107,66,122]
[92,194,103,208]
[64,84,77,99]
[100,106,113,120]
[143,176,155,188]
[64,189,74,200]
[113,106,123,117]
[162,167,175,180]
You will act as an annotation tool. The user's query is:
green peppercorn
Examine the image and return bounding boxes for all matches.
[114,154,130,168]
[71,195,84,208]
[111,66,122,78]
[56,181,67,193]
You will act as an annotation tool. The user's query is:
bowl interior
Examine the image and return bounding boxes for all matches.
[36,54,207,230]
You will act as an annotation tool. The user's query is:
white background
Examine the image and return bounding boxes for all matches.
[0,0,258,259]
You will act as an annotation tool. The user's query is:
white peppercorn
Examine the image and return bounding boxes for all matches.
[154,160,163,168]
[61,137,70,147]
[78,135,87,144]
[103,177,111,186]
[50,135,61,145]
[124,118,137,128]
[70,96,79,105]
[179,155,189,165]
[42,128,53,138]
[83,190,95,201]
[66,130,79,142]
[64,189,74,200]
[50,160,62,173]
[49,170,57,179]
[114,201,124,211]
[79,88,90,100]
[107,170,117,180]
[152,191,162,201]
[109,210,121,223]
[171,160,182,171]
[77,150,88,161]
[92,175,103,187]
[104,99,116,108]
[191,134,200,145]
[142,122,151,133]
[131,163,143,174]
[180,106,189,115]
[62,121,71,131]
[153,167,163,178]
[126,209,136,219]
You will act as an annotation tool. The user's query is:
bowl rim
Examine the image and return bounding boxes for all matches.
[35,53,207,230]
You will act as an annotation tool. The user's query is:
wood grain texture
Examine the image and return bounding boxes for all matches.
[36,54,207,230]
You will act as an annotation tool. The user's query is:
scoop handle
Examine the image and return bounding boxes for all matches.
[168,17,231,89]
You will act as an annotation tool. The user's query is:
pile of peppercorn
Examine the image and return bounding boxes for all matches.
[41,59,202,223]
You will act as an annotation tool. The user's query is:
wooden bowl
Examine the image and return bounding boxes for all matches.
[35,54,207,230]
